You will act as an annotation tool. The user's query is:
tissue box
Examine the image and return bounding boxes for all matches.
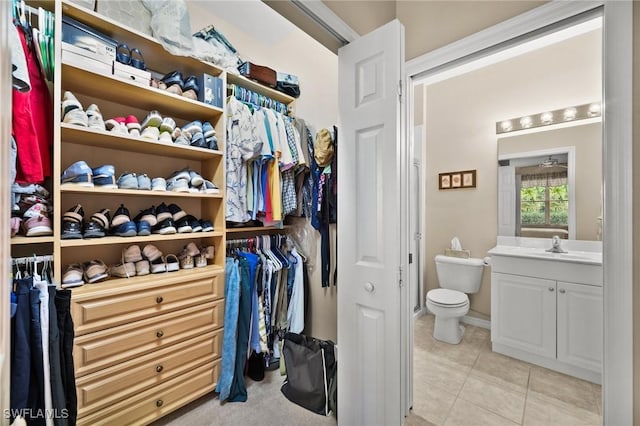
[444,249,470,259]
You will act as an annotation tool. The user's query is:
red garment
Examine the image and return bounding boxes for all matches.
[12,25,52,183]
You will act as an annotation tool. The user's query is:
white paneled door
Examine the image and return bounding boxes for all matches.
[338,20,405,426]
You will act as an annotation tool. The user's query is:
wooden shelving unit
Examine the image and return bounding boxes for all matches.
[226,225,292,235]
[60,186,222,199]
[11,236,55,245]
[227,73,295,104]
[60,231,223,247]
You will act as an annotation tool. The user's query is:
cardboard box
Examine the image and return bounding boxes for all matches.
[61,49,112,76]
[62,41,112,66]
[197,73,223,108]
[113,62,151,88]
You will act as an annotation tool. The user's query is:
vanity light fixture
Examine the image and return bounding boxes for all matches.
[496,101,601,134]
[540,111,554,124]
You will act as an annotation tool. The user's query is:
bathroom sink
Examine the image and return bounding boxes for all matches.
[488,245,602,265]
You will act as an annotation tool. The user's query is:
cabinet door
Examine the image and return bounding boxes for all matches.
[491,273,556,358]
[557,281,603,372]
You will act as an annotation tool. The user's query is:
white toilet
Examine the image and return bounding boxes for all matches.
[426,255,485,344]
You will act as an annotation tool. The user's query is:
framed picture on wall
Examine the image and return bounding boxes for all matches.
[451,173,462,188]
[438,169,477,190]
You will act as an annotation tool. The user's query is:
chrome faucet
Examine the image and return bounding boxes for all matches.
[546,235,567,253]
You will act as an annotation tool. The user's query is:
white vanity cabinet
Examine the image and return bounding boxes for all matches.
[488,246,603,384]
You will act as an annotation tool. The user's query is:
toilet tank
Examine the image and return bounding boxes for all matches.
[434,255,485,294]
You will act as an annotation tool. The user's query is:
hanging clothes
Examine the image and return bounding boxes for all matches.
[216,258,241,401]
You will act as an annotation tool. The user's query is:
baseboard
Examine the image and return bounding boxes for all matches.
[413,307,427,320]
[460,315,491,330]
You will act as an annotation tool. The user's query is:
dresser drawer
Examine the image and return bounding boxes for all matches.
[72,269,224,336]
[77,360,220,426]
[74,300,224,377]
[77,329,222,418]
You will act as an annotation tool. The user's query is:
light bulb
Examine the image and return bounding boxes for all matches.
[500,120,513,132]
[588,102,601,117]
[540,112,553,124]
[519,116,533,128]
[563,107,577,121]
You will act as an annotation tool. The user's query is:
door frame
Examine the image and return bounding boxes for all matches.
[405,1,632,424]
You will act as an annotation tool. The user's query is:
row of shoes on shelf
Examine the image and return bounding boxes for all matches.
[61,242,214,287]
[60,161,220,194]
[61,203,214,239]
[11,183,52,238]
[61,91,218,150]
[151,70,200,101]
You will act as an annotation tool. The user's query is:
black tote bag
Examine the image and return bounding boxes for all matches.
[280,332,336,415]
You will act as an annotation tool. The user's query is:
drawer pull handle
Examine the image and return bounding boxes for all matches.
[156,296,164,304]
[548,287,555,292]
[156,330,164,338]
[156,365,164,373]
[156,399,163,408]
[559,289,566,294]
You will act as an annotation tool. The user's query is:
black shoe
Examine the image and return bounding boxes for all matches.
[155,202,172,222]
[161,70,184,90]
[168,203,187,221]
[133,206,157,227]
[61,220,83,239]
[63,204,84,223]
[152,218,176,235]
[185,215,202,232]
[111,204,131,227]
[175,217,192,233]
[83,208,110,238]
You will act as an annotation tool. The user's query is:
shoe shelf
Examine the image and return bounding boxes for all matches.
[227,73,295,105]
[61,63,224,121]
[59,231,223,248]
[11,236,55,245]
[59,0,224,79]
[60,186,223,199]
[226,225,293,235]
[61,124,223,160]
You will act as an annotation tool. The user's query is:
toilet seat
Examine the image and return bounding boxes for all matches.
[427,288,468,308]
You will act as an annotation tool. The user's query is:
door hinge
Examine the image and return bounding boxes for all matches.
[414,232,422,240]
[409,253,413,264]
[398,266,404,288]
[398,79,403,103]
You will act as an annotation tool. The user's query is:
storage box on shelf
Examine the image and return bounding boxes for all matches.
[49,1,227,423]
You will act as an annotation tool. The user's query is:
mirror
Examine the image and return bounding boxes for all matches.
[497,121,602,241]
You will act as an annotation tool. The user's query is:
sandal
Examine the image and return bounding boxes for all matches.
[129,47,146,71]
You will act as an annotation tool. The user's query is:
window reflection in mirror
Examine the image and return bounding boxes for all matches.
[497,121,602,241]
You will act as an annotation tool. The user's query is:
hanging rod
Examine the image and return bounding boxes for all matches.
[11,254,54,265]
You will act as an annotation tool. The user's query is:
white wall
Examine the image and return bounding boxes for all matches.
[186,0,339,341]
[423,29,601,319]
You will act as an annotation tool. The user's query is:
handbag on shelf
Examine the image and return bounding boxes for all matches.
[238,61,277,88]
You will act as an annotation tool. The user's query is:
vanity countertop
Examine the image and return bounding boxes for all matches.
[488,245,602,266]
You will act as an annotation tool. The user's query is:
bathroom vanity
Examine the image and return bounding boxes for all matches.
[488,237,602,384]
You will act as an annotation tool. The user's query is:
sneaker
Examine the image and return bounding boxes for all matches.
[194,254,207,268]
[184,242,200,257]
[117,172,138,190]
[123,245,143,263]
[135,260,150,276]
[151,177,166,192]
[179,254,194,269]
[201,245,215,260]
[111,204,131,227]
[61,204,84,240]
[166,254,179,272]
[61,264,84,288]
[200,220,214,232]
[202,121,216,138]
[200,180,220,194]
[105,117,128,135]
[182,120,202,136]
[188,171,204,188]
[185,215,202,232]
[83,208,111,239]
[175,218,192,234]
[112,221,137,237]
[83,260,109,283]
[166,169,191,184]
[109,262,135,278]
[133,206,157,227]
[136,220,151,236]
[142,244,162,262]
[10,217,21,237]
[125,115,141,136]
[141,110,162,130]
[86,104,105,131]
[152,218,176,235]
[24,202,49,219]
[92,164,117,189]
[140,126,160,141]
[62,106,88,127]
[155,203,172,222]
[167,179,189,193]
[190,131,206,148]
[159,131,173,144]
[61,161,93,187]
[174,134,190,146]
[150,256,166,274]
[61,91,82,116]
[206,135,219,151]
[159,117,176,133]
[137,174,151,190]
[167,203,187,221]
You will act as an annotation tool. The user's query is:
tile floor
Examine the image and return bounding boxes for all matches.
[411,314,602,426]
